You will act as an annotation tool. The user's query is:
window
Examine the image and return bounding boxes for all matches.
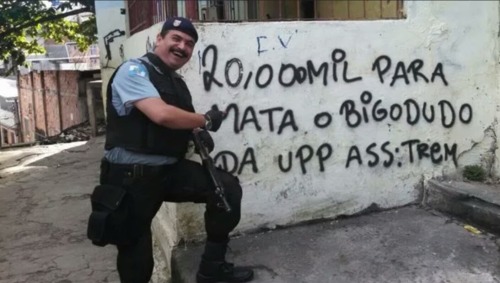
[200,0,405,21]
[128,0,182,35]
[128,0,405,35]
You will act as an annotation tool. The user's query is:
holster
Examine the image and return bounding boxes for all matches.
[87,184,131,246]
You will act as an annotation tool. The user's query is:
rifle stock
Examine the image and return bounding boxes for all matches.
[192,131,231,212]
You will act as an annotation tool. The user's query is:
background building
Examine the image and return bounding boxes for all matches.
[17,42,101,143]
[6,0,103,145]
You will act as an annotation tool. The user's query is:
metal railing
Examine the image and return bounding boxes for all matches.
[128,0,179,35]
[127,0,405,35]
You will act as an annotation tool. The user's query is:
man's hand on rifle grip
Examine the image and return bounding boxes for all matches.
[194,129,214,153]
[204,109,225,132]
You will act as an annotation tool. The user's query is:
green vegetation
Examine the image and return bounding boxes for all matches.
[0,0,96,74]
[463,165,487,182]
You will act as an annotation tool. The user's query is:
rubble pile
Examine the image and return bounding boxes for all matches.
[40,121,106,144]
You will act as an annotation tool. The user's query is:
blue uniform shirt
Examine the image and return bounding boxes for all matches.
[104,56,179,165]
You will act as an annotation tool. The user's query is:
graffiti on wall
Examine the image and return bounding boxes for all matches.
[146,36,156,52]
[196,37,470,175]
[200,45,448,91]
[103,29,126,64]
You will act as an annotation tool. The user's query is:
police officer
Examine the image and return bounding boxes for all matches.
[94,17,254,283]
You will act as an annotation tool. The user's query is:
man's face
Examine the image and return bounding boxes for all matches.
[155,30,195,70]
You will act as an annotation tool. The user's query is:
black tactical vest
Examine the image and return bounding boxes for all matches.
[104,53,195,158]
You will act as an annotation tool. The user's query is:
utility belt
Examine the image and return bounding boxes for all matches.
[101,159,171,182]
[87,159,171,247]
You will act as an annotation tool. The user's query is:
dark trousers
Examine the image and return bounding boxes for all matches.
[100,159,243,283]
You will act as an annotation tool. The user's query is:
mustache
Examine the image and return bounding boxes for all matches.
[171,48,187,58]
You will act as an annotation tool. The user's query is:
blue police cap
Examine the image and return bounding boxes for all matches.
[161,17,198,43]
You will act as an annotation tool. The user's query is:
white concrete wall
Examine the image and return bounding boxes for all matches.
[97,1,500,241]
[94,1,128,105]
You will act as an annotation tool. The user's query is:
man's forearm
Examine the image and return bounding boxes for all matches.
[160,104,206,129]
[134,97,206,129]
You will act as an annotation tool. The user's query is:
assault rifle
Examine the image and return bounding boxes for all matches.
[192,130,231,212]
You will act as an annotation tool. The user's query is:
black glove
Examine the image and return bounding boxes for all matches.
[204,109,225,132]
[196,130,214,153]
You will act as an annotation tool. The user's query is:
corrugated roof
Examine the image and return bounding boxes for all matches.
[21,43,100,73]
[0,108,15,128]
[45,45,70,59]
[0,78,18,99]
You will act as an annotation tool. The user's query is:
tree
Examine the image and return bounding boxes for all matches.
[0,0,97,74]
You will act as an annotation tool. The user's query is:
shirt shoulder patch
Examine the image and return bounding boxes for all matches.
[128,63,147,78]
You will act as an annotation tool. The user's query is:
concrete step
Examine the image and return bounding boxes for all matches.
[426,179,500,234]
[170,206,500,283]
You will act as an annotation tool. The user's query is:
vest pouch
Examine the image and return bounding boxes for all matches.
[87,184,132,246]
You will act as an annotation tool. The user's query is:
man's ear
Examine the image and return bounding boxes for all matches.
[155,33,164,47]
